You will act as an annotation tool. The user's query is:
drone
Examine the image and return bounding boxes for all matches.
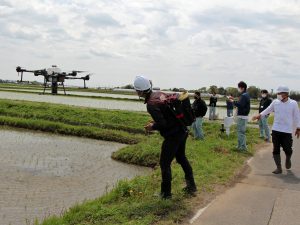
[16,65,91,95]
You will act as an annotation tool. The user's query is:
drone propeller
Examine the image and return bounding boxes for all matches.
[72,70,87,73]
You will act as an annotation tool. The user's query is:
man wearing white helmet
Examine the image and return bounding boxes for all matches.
[133,75,197,199]
[253,86,300,174]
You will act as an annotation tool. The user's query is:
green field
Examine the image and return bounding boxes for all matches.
[0,98,262,224]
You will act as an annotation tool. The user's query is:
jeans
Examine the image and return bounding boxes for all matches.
[259,116,270,141]
[227,109,233,117]
[192,117,204,140]
[237,117,248,151]
[209,106,216,120]
[272,130,293,156]
[160,131,195,196]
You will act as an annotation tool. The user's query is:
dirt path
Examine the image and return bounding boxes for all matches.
[0,128,149,225]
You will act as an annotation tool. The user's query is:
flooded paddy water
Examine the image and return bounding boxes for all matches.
[0,88,140,100]
[0,91,258,119]
[0,128,150,225]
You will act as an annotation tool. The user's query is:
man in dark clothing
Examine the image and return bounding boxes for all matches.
[191,91,207,140]
[231,81,251,151]
[209,92,217,120]
[226,93,234,117]
[133,76,197,199]
[258,90,272,142]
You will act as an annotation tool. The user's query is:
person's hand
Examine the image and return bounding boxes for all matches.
[144,122,154,132]
[295,129,300,139]
[252,114,261,121]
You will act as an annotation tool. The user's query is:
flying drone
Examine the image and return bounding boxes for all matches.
[16,65,91,95]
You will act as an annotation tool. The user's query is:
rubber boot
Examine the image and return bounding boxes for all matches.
[160,182,172,199]
[285,153,292,170]
[272,154,282,174]
[183,178,197,195]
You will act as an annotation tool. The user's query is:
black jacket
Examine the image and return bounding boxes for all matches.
[259,97,272,113]
[146,92,184,137]
[234,92,250,116]
[192,98,207,117]
[209,96,217,107]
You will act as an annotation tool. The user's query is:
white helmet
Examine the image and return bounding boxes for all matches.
[276,86,289,94]
[133,76,152,92]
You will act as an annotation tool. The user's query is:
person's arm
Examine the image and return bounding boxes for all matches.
[253,101,275,120]
[147,105,168,131]
[234,95,245,108]
[293,103,300,138]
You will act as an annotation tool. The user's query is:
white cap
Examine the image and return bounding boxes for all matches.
[133,76,152,91]
[276,86,290,94]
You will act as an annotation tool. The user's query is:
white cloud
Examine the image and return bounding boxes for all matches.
[0,0,299,91]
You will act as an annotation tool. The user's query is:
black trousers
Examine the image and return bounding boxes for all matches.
[272,130,293,156]
[160,131,194,195]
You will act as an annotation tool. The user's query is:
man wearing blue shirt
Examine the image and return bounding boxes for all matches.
[232,81,251,151]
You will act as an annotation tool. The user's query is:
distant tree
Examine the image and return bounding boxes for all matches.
[217,87,226,95]
[208,85,218,94]
[247,86,261,99]
[172,88,180,92]
[226,87,239,97]
[290,91,300,102]
[199,87,207,93]
[122,84,134,89]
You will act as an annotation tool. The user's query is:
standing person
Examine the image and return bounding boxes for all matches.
[226,93,234,117]
[133,76,197,199]
[232,81,250,151]
[258,90,272,142]
[253,86,300,174]
[209,92,217,120]
[191,91,207,140]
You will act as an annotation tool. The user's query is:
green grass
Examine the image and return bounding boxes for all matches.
[0,99,148,134]
[268,115,274,125]
[0,98,262,225]
[39,123,261,225]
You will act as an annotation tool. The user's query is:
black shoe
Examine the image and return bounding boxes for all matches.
[272,168,282,174]
[153,192,172,199]
[183,185,197,195]
[161,192,172,199]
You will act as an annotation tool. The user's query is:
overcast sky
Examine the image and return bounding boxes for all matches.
[0,0,299,91]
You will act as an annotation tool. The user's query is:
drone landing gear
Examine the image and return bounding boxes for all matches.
[42,79,66,95]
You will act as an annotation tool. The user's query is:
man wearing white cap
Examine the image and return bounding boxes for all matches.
[253,86,300,174]
[133,76,197,199]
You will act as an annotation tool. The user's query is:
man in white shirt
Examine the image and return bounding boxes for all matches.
[253,86,300,174]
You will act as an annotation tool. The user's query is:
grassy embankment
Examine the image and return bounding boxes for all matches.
[0,98,262,224]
